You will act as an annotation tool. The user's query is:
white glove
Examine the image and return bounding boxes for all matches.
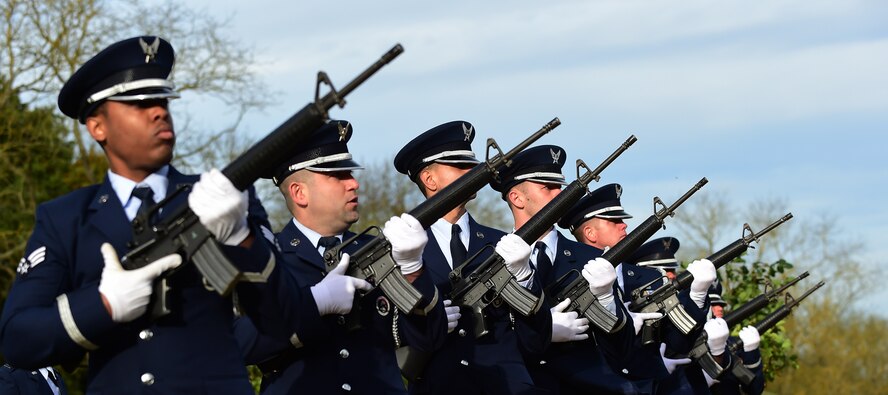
[443,299,461,334]
[739,325,761,352]
[687,259,717,308]
[310,253,372,316]
[659,343,692,374]
[550,298,590,343]
[382,213,427,275]
[188,168,250,246]
[581,257,617,307]
[628,308,664,336]
[496,234,532,281]
[704,318,729,356]
[98,243,182,323]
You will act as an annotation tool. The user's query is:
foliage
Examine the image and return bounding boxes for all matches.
[769,299,888,395]
[720,257,798,383]
[0,82,99,393]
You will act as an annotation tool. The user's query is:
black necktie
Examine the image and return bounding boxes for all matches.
[318,236,340,255]
[450,224,468,267]
[131,186,155,221]
[47,368,60,387]
[534,242,553,284]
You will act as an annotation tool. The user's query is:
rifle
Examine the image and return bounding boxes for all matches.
[629,213,793,343]
[701,281,825,384]
[121,44,405,319]
[323,118,562,318]
[450,135,637,337]
[601,177,708,265]
[580,178,707,340]
[685,272,808,366]
[723,271,808,328]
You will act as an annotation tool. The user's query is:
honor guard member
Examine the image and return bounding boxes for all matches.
[491,146,638,395]
[708,283,727,319]
[624,237,717,395]
[0,36,291,393]
[0,364,67,395]
[239,121,446,394]
[392,121,553,395]
[706,286,765,395]
[559,184,680,394]
[626,236,716,350]
[628,237,682,282]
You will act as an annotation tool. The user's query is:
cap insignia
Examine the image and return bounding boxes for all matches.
[550,148,561,164]
[615,184,622,199]
[338,122,349,142]
[662,238,672,250]
[462,123,474,142]
[139,37,160,63]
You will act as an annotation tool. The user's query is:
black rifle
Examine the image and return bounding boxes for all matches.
[450,135,637,337]
[630,213,792,344]
[121,44,405,319]
[601,177,708,265]
[723,271,808,328]
[686,272,808,378]
[585,178,707,340]
[323,119,562,318]
[701,281,825,384]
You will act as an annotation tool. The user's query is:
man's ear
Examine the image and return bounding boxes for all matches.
[507,187,525,210]
[419,167,437,193]
[86,114,107,144]
[289,180,309,207]
[582,223,597,244]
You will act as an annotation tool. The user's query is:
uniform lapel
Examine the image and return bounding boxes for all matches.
[86,177,132,254]
[159,166,196,220]
[464,215,495,274]
[276,221,327,272]
[421,228,452,284]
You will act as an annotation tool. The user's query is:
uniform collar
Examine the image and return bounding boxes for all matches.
[528,227,559,262]
[429,211,470,267]
[107,164,169,207]
[291,217,342,254]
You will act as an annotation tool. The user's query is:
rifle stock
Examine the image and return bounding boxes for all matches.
[121,44,404,320]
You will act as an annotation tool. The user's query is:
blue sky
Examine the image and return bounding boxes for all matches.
[180,0,888,312]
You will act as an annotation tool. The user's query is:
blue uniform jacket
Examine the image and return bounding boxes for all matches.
[527,233,637,395]
[244,221,446,395]
[0,167,296,394]
[407,215,552,395]
[0,365,67,395]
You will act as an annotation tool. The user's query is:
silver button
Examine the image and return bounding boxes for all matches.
[342,383,352,391]
[458,329,467,337]
[139,329,153,341]
[339,349,350,359]
[622,368,629,374]
[539,360,547,365]
[141,373,155,385]
[460,360,469,366]
[337,316,346,325]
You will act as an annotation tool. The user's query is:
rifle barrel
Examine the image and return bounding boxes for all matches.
[409,119,560,227]
[223,44,404,190]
